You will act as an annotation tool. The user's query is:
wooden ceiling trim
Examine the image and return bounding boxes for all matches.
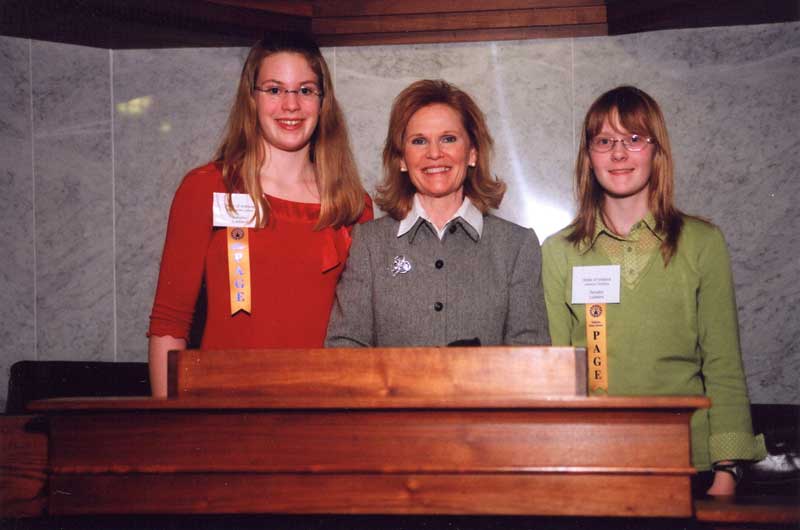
[207,0,314,18]
[607,0,800,35]
[312,6,607,36]
[315,23,608,47]
[1,0,796,49]
[311,0,606,18]
[1,0,309,49]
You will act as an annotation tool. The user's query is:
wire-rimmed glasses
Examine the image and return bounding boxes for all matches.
[589,134,654,152]
[253,85,323,101]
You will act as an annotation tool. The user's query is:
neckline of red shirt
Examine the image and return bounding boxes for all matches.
[264,193,320,223]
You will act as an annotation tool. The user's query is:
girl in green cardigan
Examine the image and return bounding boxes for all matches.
[542,86,763,496]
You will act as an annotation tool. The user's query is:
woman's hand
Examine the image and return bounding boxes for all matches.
[706,469,737,496]
[148,335,187,398]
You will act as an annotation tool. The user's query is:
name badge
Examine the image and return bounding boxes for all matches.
[213,192,257,228]
[571,265,621,304]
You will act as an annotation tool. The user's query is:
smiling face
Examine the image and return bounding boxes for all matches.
[589,116,654,204]
[254,52,321,154]
[401,103,477,204]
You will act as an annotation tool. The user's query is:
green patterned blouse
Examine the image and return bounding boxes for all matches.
[542,213,765,470]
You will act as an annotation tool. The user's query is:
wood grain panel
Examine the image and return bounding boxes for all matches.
[607,0,800,35]
[48,409,691,473]
[312,0,606,17]
[0,416,48,517]
[169,347,587,399]
[315,24,608,46]
[209,0,314,17]
[694,497,800,524]
[312,6,607,34]
[2,0,308,49]
[49,472,692,516]
[4,0,797,49]
[29,395,710,411]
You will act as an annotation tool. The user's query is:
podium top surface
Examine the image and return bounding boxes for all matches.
[29,394,710,412]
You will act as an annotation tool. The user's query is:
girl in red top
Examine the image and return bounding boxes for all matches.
[148,33,372,397]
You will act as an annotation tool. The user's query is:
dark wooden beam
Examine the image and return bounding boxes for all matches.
[0,0,309,49]
[311,0,606,17]
[209,0,314,18]
[310,1,608,45]
[312,6,607,34]
[315,24,608,47]
[607,0,800,35]
[0,0,797,49]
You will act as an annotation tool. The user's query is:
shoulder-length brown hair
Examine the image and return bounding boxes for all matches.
[567,85,684,263]
[376,79,506,220]
[215,32,365,230]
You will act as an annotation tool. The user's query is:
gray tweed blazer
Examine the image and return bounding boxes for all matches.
[325,213,550,347]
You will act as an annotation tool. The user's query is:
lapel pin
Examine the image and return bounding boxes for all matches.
[391,255,412,277]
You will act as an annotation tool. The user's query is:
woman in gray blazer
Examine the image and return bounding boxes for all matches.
[325,80,549,347]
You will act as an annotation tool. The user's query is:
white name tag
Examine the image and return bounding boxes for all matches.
[212,193,257,228]
[571,265,621,304]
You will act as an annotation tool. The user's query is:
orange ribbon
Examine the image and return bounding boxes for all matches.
[227,227,251,315]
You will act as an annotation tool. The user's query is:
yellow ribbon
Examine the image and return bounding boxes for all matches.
[585,303,608,393]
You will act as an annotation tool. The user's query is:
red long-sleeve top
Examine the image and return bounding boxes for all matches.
[148,162,373,349]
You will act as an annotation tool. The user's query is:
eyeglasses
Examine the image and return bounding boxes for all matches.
[253,85,323,101]
[589,134,654,152]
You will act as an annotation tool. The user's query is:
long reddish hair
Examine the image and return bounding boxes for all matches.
[567,86,684,263]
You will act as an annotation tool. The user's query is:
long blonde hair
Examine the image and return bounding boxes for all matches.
[377,79,506,220]
[215,32,365,229]
[567,86,684,263]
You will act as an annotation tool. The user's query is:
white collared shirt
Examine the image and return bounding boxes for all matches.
[397,194,484,240]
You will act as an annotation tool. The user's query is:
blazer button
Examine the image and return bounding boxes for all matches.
[434,302,443,311]
[435,259,444,269]
[448,224,457,234]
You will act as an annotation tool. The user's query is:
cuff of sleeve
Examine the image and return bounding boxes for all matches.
[147,320,191,342]
[709,432,768,463]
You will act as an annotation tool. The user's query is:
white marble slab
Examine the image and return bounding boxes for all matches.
[113,47,247,361]
[0,36,35,410]
[32,41,114,361]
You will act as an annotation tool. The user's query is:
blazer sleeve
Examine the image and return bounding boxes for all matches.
[504,228,551,346]
[325,222,376,347]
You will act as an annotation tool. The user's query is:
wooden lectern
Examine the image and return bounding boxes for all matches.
[12,347,707,518]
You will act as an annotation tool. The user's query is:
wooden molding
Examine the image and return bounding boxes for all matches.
[311,6,607,35]
[607,0,800,35]
[32,396,704,517]
[1,0,796,49]
[165,346,589,400]
[20,345,707,518]
[0,416,48,518]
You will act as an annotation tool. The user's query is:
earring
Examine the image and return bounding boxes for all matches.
[400,165,408,172]
[469,162,476,168]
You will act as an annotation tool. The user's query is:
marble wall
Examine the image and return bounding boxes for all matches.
[0,21,797,410]
[0,37,34,401]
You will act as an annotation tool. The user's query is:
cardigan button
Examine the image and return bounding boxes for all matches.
[434,302,444,311]
[435,259,444,269]
[448,224,457,234]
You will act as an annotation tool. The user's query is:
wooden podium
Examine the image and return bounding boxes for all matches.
[17,347,707,518]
